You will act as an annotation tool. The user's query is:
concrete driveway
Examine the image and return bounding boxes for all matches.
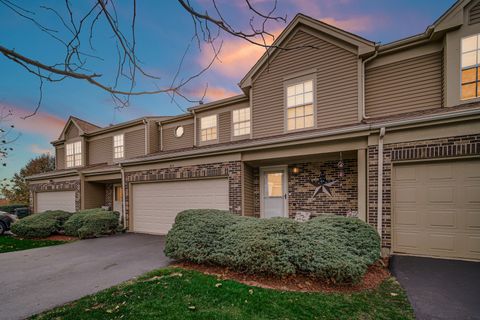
[390,255,480,320]
[0,233,170,320]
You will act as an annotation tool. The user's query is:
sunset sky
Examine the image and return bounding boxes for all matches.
[0,0,455,182]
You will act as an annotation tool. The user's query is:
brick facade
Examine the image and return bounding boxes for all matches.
[368,134,480,249]
[29,179,81,212]
[123,161,242,227]
[105,183,113,209]
[288,159,358,217]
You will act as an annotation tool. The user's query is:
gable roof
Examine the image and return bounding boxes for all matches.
[239,13,376,90]
[57,116,100,141]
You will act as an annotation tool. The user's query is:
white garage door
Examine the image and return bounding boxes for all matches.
[131,178,229,234]
[36,191,76,213]
[393,159,480,260]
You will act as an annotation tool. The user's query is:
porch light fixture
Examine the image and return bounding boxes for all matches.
[292,167,301,175]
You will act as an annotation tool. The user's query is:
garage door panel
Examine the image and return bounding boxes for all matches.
[36,191,76,213]
[132,179,229,235]
[393,159,480,261]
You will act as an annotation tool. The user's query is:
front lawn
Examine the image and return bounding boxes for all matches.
[31,267,414,320]
[0,236,67,253]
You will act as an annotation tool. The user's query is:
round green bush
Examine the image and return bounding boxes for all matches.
[64,209,119,239]
[164,210,381,284]
[11,210,73,238]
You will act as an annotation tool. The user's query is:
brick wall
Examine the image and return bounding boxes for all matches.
[105,183,113,209]
[368,134,480,249]
[29,179,81,212]
[288,159,357,217]
[123,161,242,228]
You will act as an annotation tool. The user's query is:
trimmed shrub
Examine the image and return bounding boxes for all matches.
[65,209,119,239]
[165,210,380,283]
[164,209,241,263]
[11,210,73,238]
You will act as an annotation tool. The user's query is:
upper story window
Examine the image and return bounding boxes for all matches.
[461,34,480,100]
[286,79,314,131]
[66,141,82,168]
[200,115,217,142]
[233,108,251,136]
[113,134,124,159]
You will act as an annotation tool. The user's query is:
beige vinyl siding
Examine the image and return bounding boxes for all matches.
[125,128,145,158]
[83,182,105,209]
[65,124,80,139]
[470,1,480,24]
[243,163,254,216]
[365,52,443,117]
[148,120,159,154]
[88,136,113,165]
[252,29,359,139]
[219,111,231,143]
[163,124,194,151]
[55,146,65,170]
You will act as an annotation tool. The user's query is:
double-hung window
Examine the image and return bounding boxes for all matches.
[286,79,314,131]
[66,141,82,168]
[200,115,217,142]
[461,34,480,100]
[233,108,251,136]
[113,134,124,159]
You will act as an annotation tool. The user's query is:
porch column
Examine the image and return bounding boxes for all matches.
[79,172,85,210]
[357,148,367,221]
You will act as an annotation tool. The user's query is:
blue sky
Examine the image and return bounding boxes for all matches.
[0,0,455,183]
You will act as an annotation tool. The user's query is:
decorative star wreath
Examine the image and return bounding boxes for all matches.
[309,171,338,198]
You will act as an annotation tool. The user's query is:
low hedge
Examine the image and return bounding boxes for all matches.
[64,209,119,239]
[11,210,73,238]
[165,210,380,283]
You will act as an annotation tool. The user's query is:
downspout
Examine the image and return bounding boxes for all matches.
[361,47,379,120]
[192,110,197,146]
[159,122,163,152]
[143,119,148,155]
[377,127,386,236]
[120,165,127,229]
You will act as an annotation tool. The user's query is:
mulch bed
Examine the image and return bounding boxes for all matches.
[31,235,79,241]
[174,259,390,293]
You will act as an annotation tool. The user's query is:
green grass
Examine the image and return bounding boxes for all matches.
[0,236,68,253]
[31,267,414,320]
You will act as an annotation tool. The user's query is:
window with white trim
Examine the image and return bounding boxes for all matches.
[200,115,217,142]
[286,79,314,131]
[461,34,480,100]
[113,134,124,159]
[232,108,251,136]
[66,141,82,168]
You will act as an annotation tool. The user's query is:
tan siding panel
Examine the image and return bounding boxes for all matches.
[163,124,194,151]
[65,124,79,140]
[88,136,113,165]
[365,52,443,117]
[56,146,65,170]
[125,129,145,158]
[219,111,231,143]
[243,163,254,216]
[470,1,480,24]
[149,121,159,154]
[252,30,359,138]
[84,182,105,209]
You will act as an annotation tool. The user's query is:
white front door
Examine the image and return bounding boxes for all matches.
[113,185,123,213]
[261,167,288,218]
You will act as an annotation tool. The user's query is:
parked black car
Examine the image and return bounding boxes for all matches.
[0,207,30,234]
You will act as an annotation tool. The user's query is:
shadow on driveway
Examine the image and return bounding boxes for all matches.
[390,255,480,320]
[0,233,170,320]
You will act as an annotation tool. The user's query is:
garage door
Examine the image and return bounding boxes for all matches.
[36,191,76,213]
[393,159,480,260]
[131,178,229,234]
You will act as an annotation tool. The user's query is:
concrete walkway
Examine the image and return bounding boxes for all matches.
[390,255,480,320]
[0,233,170,320]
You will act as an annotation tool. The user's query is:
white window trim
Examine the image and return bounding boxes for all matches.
[113,134,124,160]
[199,114,219,144]
[283,74,317,133]
[231,107,251,140]
[460,34,480,101]
[65,140,82,168]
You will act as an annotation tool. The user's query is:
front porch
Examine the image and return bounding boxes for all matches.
[242,148,367,221]
[82,176,123,213]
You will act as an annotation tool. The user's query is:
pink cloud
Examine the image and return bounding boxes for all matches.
[1,103,66,141]
[184,84,240,102]
[320,16,374,33]
[29,144,53,155]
